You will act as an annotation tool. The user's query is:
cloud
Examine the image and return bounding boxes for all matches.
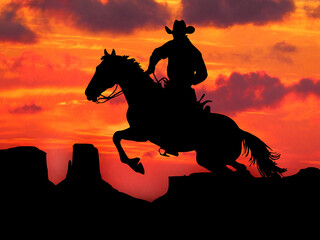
[0,8,37,43]
[304,4,320,18]
[182,0,295,28]
[270,41,297,63]
[0,51,90,89]
[9,104,43,114]
[201,72,320,115]
[142,151,157,159]
[203,72,287,114]
[24,0,170,33]
[272,41,297,53]
[290,78,320,97]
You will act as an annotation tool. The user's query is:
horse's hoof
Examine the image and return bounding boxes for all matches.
[127,158,145,174]
[130,157,140,165]
[129,162,144,174]
[134,163,145,174]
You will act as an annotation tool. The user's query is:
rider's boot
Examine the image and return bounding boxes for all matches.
[166,150,179,156]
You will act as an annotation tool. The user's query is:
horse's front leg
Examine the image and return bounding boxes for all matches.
[113,128,148,174]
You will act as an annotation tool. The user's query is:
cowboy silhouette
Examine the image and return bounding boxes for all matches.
[85,45,286,176]
[145,20,208,107]
[85,20,286,176]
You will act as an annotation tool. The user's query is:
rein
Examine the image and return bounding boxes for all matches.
[153,73,169,86]
[96,84,123,104]
[95,73,168,104]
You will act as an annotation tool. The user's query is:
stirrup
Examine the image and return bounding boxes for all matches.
[159,148,170,157]
[159,148,179,157]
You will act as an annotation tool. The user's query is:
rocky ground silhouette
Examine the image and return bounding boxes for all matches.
[1,144,319,225]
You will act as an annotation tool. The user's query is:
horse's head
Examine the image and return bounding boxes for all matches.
[85,49,118,102]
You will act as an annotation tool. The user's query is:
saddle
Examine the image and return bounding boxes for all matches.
[153,74,211,114]
[155,86,212,157]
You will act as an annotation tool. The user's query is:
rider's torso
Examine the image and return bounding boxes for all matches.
[165,38,201,87]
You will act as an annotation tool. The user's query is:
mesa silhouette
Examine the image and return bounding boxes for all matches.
[0,144,150,218]
[1,144,320,216]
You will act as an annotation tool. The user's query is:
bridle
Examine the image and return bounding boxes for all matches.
[96,84,123,104]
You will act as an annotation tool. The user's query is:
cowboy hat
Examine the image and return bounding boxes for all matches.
[165,20,195,35]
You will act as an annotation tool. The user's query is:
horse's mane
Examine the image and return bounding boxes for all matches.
[119,55,144,73]
[101,53,160,91]
[116,55,160,88]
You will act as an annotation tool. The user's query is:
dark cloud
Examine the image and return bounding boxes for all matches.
[142,151,157,159]
[182,0,295,28]
[272,41,297,53]
[200,72,320,115]
[290,78,320,97]
[203,72,287,114]
[0,9,37,43]
[9,104,43,114]
[304,4,320,18]
[25,0,170,33]
[270,41,297,64]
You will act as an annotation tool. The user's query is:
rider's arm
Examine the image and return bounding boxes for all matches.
[146,42,171,75]
[193,52,208,85]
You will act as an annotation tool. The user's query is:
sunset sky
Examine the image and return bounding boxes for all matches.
[1,0,320,201]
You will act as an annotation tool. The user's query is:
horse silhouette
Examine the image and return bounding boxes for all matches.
[85,49,286,177]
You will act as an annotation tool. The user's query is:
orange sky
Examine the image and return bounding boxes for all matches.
[1,0,320,201]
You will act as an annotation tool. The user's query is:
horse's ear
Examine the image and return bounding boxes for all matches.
[101,49,108,60]
[111,49,116,56]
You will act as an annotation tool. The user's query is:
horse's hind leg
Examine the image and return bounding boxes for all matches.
[228,160,247,172]
[225,141,247,172]
[196,148,233,175]
[196,139,246,175]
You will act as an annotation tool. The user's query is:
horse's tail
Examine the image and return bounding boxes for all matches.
[241,130,286,177]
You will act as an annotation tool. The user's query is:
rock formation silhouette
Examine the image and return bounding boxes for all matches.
[56,144,150,213]
[1,144,319,222]
[57,144,104,191]
[0,146,54,194]
[153,167,320,216]
[0,144,150,223]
